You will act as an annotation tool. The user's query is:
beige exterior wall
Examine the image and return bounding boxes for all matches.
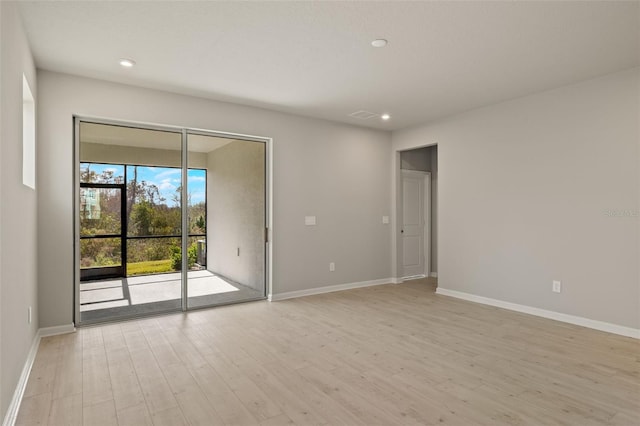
[206,141,266,291]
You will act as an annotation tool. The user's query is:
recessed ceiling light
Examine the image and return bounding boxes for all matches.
[371,39,388,48]
[119,58,136,68]
[381,113,391,121]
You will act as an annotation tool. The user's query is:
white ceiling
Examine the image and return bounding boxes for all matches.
[18,1,640,131]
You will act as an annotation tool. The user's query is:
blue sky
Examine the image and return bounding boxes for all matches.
[81,163,206,206]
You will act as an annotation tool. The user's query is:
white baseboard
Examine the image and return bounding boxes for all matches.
[391,275,435,284]
[2,333,39,426]
[40,323,75,337]
[2,324,75,426]
[436,288,640,339]
[401,274,427,281]
[269,278,392,301]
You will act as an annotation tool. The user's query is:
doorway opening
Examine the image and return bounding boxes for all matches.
[74,118,271,325]
[397,145,438,282]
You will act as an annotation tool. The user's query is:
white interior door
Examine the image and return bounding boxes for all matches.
[401,170,430,279]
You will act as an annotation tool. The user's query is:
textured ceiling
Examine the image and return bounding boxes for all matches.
[18,1,640,130]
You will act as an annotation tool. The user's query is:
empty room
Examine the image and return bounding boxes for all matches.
[1,1,638,425]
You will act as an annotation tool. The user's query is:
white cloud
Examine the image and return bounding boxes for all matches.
[158,178,176,191]
[154,169,182,180]
[190,191,205,203]
[189,176,206,182]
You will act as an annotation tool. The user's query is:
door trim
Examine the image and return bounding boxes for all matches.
[399,169,431,280]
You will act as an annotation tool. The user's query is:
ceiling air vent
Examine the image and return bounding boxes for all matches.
[349,110,377,120]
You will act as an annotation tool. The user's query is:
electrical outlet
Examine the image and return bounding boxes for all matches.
[329,262,335,272]
[28,306,32,324]
[382,216,389,224]
[552,280,562,293]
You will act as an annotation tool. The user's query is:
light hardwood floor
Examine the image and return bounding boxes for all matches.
[16,279,640,425]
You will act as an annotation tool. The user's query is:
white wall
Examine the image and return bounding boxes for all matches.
[0,2,4,417]
[0,2,38,420]
[37,71,392,328]
[392,68,640,329]
[207,141,265,291]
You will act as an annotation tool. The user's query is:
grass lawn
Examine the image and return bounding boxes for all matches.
[127,259,174,276]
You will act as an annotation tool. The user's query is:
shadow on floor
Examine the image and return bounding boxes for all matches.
[80,270,263,323]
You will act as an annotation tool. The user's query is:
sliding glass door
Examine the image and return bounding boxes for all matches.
[186,133,266,309]
[75,118,268,325]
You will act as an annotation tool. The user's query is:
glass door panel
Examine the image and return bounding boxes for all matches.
[78,121,183,324]
[186,133,266,309]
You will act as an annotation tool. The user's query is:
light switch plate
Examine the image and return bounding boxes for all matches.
[305,216,317,226]
[382,216,389,224]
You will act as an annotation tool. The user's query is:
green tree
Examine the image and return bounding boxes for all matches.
[170,243,197,270]
[130,200,153,236]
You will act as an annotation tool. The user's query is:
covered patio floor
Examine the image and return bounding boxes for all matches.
[80,270,263,323]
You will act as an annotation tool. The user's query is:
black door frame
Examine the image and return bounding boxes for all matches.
[79,182,126,281]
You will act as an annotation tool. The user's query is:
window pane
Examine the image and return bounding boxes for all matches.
[80,163,124,184]
[126,165,182,236]
[188,236,206,271]
[127,237,180,276]
[80,187,121,236]
[188,169,206,235]
[23,75,35,189]
[80,238,122,268]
